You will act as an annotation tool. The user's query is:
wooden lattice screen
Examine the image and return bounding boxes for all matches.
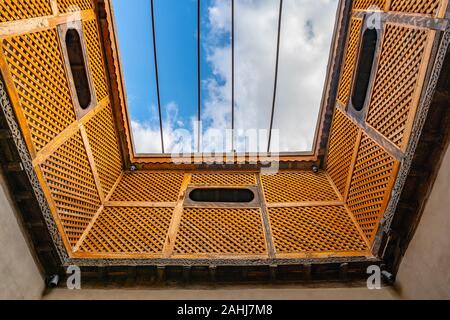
[57,0,94,13]
[366,24,434,151]
[0,0,443,262]
[0,0,52,23]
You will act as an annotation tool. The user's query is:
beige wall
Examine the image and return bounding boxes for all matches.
[0,168,44,300]
[394,146,450,299]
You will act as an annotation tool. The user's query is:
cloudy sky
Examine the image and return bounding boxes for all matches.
[112,0,339,154]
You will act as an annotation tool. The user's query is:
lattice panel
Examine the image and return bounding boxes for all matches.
[337,18,363,105]
[327,109,359,197]
[83,19,108,101]
[269,206,368,254]
[0,0,52,23]
[367,24,430,149]
[85,104,122,196]
[2,28,76,152]
[57,0,93,13]
[40,131,101,247]
[79,207,173,255]
[347,133,397,242]
[390,0,444,16]
[174,208,267,255]
[353,0,386,10]
[110,172,185,202]
[261,171,339,203]
[190,173,256,186]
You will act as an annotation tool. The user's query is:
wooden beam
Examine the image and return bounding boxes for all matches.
[0,10,95,38]
[80,124,105,203]
[161,174,192,258]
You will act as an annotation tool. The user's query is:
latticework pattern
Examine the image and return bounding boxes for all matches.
[0,0,52,23]
[110,172,185,202]
[269,206,368,254]
[327,109,359,197]
[261,171,339,203]
[40,131,101,247]
[367,24,430,149]
[2,28,76,152]
[190,173,256,186]
[79,207,173,255]
[56,0,93,13]
[85,105,122,196]
[347,134,397,241]
[174,208,267,255]
[337,18,363,105]
[390,0,444,16]
[83,19,108,101]
[353,0,386,10]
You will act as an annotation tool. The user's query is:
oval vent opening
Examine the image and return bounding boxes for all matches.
[65,29,92,109]
[189,188,255,203]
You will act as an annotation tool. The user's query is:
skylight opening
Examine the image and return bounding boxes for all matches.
[112,0,339,156]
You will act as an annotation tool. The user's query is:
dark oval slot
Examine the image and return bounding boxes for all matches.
[189,188,255,203]
[351,28,378,112]
[66,29,92,109]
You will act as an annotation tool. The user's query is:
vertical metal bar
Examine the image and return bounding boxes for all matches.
[197,0,202,153]
[150,0,165,153]
[231,0,235,152]
[267,0,283,153]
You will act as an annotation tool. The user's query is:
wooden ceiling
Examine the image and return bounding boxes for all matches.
[0,0,448,272]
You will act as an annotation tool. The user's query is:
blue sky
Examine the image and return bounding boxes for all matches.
[112,0,339,154]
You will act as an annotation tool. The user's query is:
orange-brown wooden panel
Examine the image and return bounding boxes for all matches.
[40,131,101,248]
[269,206,368,254]
[326,108,359,197]
[84,104,123,196]
[337,17,363,106]
[78,207,173,255]
[261,171,340,203]
[190,173,257,186]
[2,28,76,153]
[109,171,185,202]
[57,0,93,13]
[353,0,386,10]
[0,0,52,23]
[82,18,109,102]
[346,133,399,243]
[366,24,432,150]
[390,0,445,17]
[173,208,267,256]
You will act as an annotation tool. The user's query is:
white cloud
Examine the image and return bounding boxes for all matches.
[202,0,339,152]
[131,102,193,154]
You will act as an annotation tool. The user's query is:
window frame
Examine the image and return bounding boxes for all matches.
[58,21,97,120]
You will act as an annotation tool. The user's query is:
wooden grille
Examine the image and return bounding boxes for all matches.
[83,19,108,102]
[353,0,386,10]
[390,0,444,16]
[79,207,173,255]
[110,172,185,202]
[337,18,363,105]
[174,208,267,256]
[190,173,256,186]
[366,24,430,149]
[327,109,359,197]
[40,131,101,247]
[347,133,397,242]
[261,171,339,203]
[0,0,52,23]
[2,28,76,152]
[84,104,122,195]
[57,0,93,13]
[269,206,368,254]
